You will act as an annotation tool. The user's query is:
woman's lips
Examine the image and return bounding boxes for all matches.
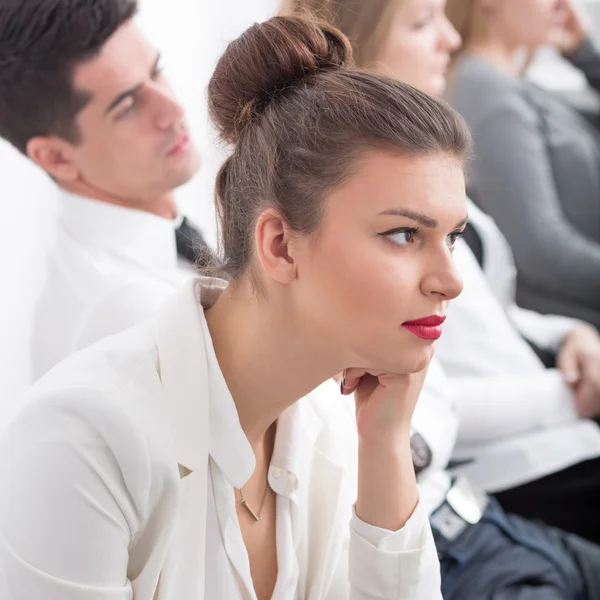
[401,315,446,340]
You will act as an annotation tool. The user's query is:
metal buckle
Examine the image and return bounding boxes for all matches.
[430,476,490,542]
[430,503,470,541]
[446,476,489,525]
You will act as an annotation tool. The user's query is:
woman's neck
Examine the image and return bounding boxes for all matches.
[464,32,523,76]
[204,283,342,446]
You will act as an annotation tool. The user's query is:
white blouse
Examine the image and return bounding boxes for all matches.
[0,278,442,599]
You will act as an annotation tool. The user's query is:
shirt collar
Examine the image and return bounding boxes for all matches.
[198,282,256,490]
[267,403,304,503]
[58,191,179,271]
[197,282,324,498]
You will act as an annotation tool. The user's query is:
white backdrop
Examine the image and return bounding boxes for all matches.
[0,0,280,424]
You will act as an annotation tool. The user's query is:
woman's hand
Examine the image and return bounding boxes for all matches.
[342,366,429,531]
[551,0,590,55]
[558,324,600,418]
[341,367,428,445]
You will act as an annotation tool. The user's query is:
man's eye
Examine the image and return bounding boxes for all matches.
[116,101,135,119]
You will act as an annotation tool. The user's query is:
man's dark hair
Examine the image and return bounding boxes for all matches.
[0,0,138,155]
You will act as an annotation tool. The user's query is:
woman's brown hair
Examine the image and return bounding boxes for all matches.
[207,15,472,282]
[280,0,396,67]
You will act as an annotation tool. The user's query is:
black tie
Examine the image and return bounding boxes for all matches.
[175,217,211,267]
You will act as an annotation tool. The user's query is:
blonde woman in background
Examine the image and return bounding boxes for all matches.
[445,0,600,329]
[285,0,600,598]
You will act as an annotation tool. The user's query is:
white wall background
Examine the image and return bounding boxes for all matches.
[0,0,280,425]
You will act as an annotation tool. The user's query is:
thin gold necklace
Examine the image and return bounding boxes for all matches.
[238,482,270,521]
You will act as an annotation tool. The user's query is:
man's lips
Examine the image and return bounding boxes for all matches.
[166,131,190,157]
[402,315,446,340]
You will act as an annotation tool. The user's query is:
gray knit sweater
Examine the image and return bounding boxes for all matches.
[447,39,600,328]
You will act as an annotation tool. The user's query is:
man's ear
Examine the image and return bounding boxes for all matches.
[255,208,299,284]
[26,136,80,182]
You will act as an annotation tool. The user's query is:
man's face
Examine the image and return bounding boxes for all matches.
[65,20,200,204]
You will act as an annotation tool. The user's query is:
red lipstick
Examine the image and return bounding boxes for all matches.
[402,315,446,340]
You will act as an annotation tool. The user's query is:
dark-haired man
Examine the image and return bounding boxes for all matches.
[0,0,209,378]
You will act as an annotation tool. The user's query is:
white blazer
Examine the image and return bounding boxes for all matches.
[0,278,441,600]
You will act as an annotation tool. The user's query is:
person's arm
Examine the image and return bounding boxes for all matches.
[469,97,600,305]
[565,37,600,94]
[555,1,600,93]
[507,304,584,352]
[348,500,440,600]
[341,370,442,600]
[0,390,146,599]
[453,369,578,446]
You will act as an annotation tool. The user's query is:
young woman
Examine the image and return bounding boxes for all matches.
[0,12,472,600]
[445,0,600,329]
[286,0,600,597]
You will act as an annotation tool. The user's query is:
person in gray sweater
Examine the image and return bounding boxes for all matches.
[446,0,600,328]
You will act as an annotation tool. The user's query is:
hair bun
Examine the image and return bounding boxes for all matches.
[208,15,353,144]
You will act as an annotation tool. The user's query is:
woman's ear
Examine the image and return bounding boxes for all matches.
[255,208,298,284]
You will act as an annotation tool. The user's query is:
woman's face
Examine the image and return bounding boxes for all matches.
[292,150,467,375]
[493,0,565,49]
[375,0,462,96]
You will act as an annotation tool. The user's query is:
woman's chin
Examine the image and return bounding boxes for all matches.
[377,346,434,375]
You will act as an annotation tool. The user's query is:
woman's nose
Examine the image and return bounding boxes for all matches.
[439,15,462,53]
[421,251,464,300]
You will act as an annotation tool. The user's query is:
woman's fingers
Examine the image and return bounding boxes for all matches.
[341,368,367,395]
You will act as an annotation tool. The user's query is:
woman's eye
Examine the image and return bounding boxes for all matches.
[413,13,434,30]
[380,228,418,246]
[447,230,465,249]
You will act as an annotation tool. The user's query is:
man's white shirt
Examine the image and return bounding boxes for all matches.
[435,200,600,492]
[31,192,194,380]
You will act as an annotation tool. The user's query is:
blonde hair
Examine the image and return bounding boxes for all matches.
[444,0,535,75]
[280,0,398,67]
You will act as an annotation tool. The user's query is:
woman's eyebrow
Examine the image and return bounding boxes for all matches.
[378,208,437,228]
[378,209,469,230]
